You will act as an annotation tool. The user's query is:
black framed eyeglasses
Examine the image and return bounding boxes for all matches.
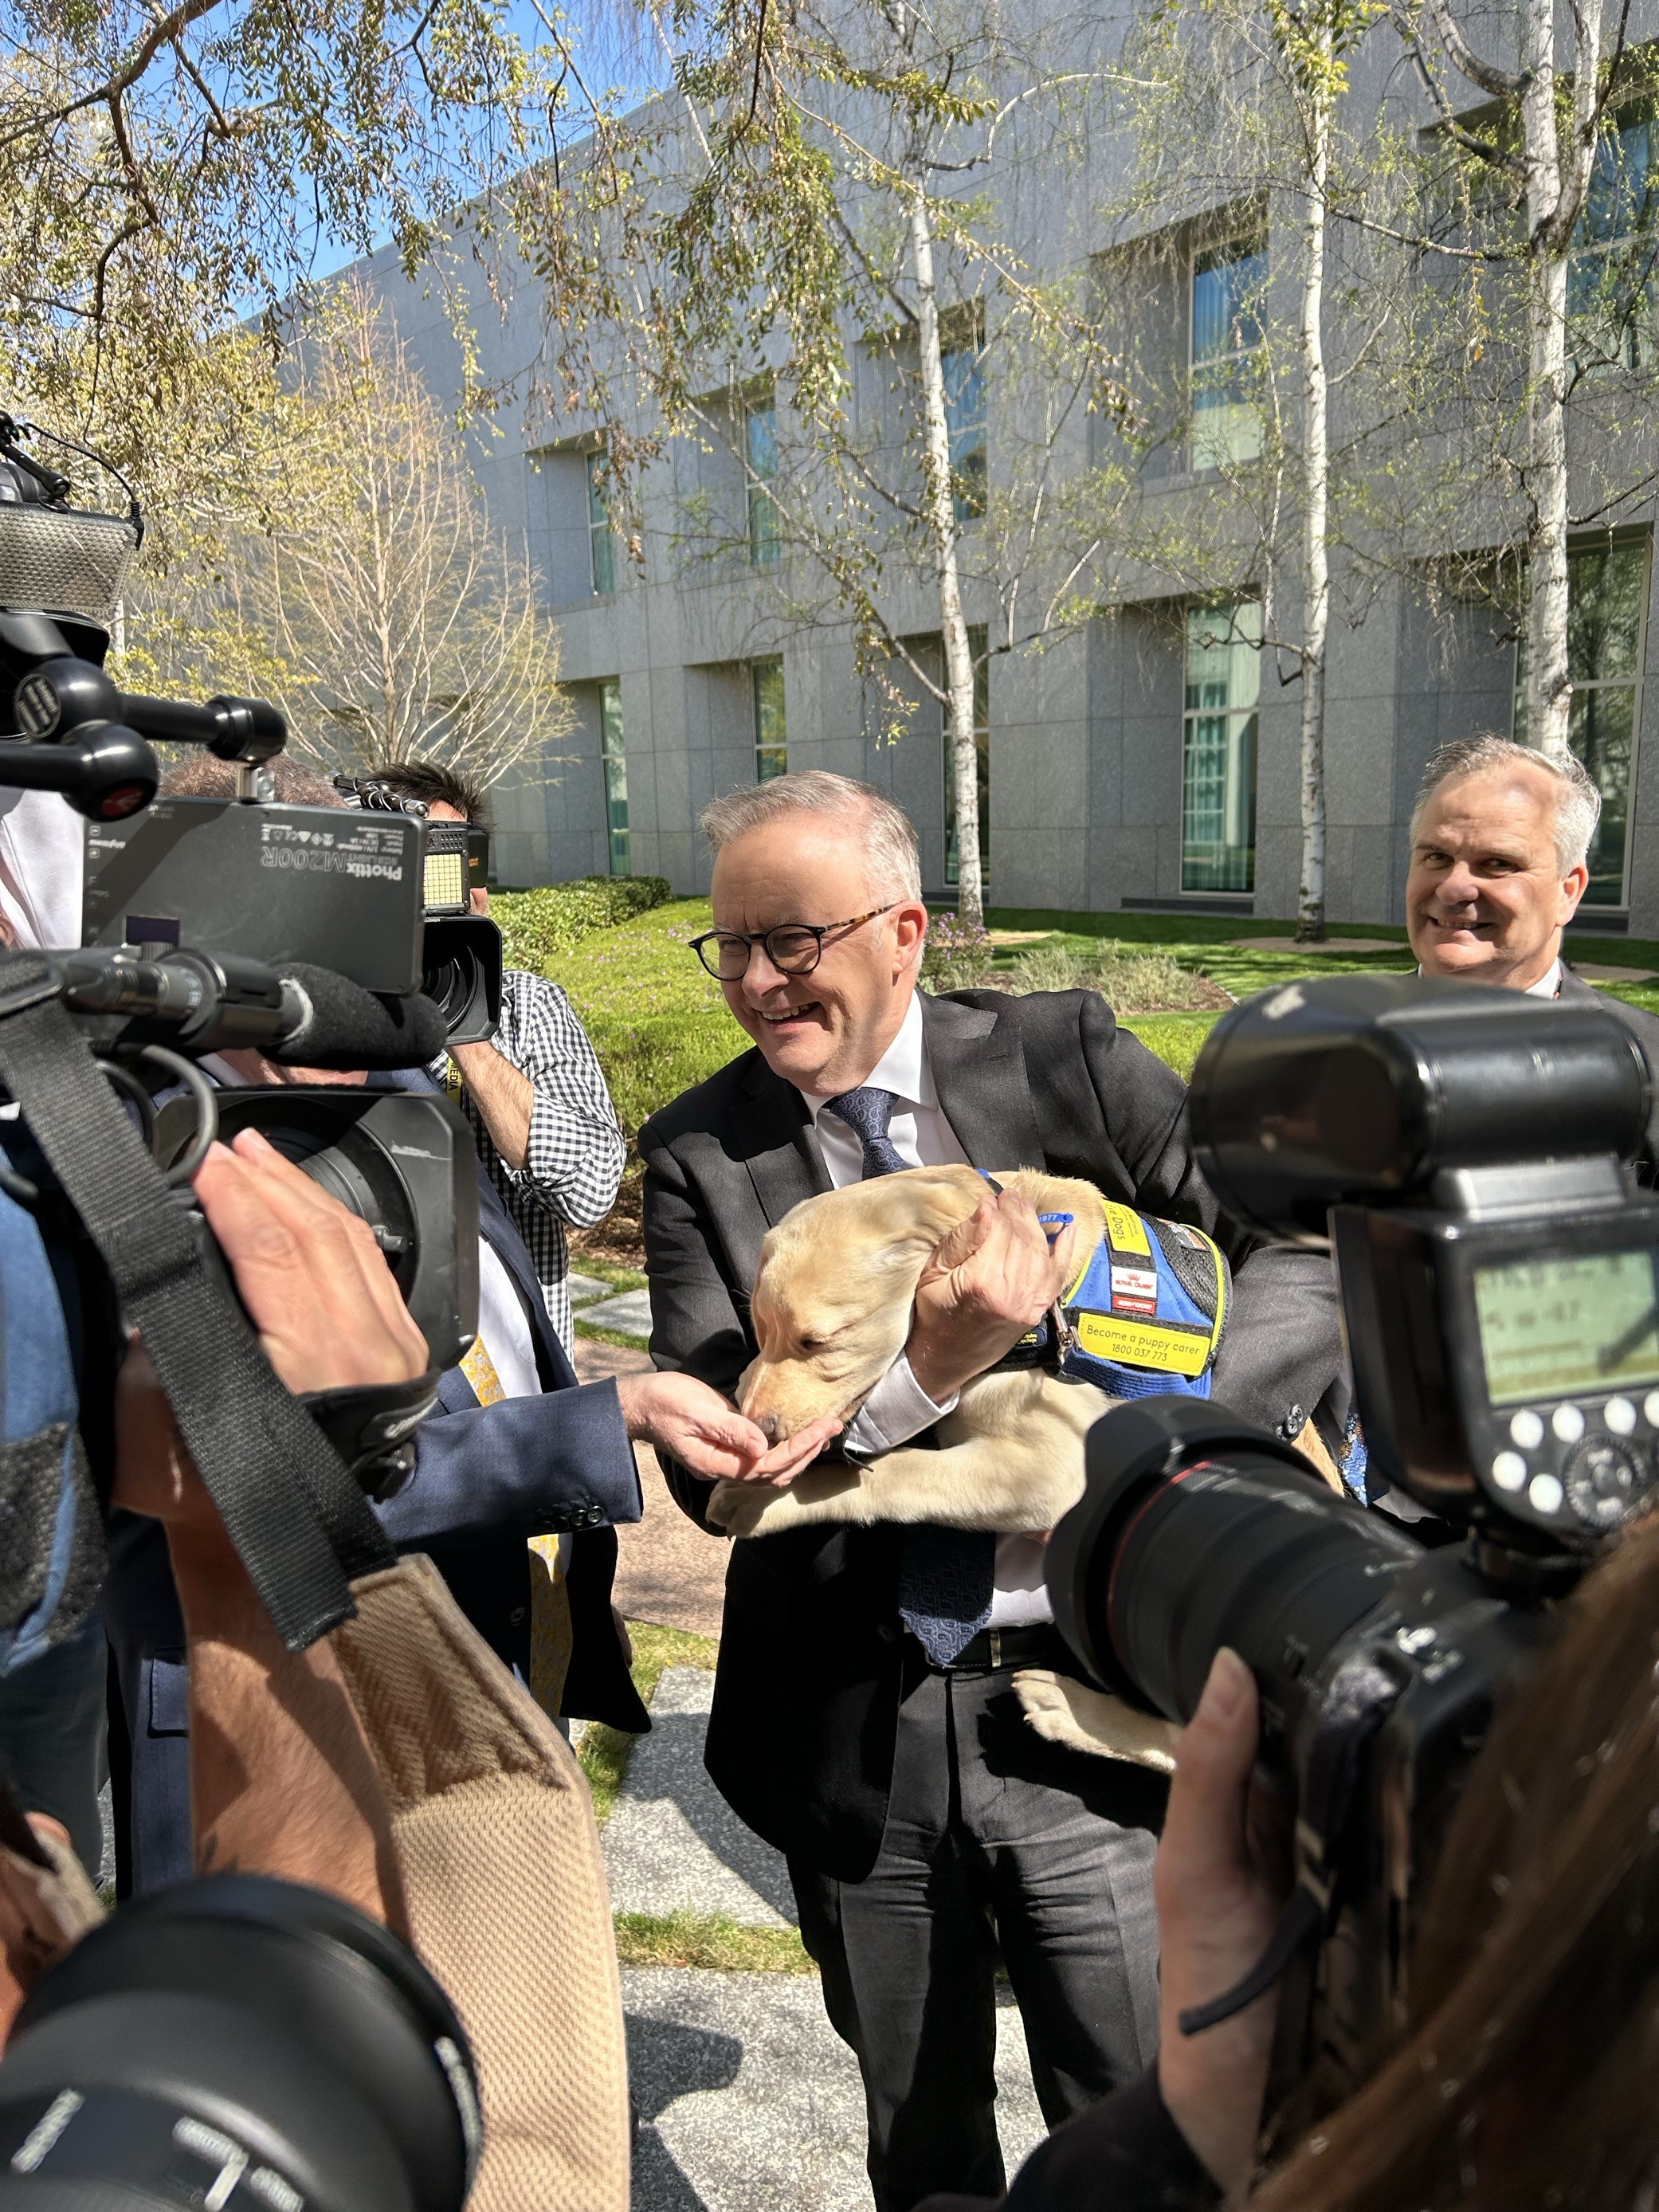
[688,904,900,981]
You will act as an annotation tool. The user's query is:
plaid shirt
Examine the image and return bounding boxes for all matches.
[446,969,625,1353]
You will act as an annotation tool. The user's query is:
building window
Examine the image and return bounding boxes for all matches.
[1569,114,1659,371]
[1182,600,1260,894]
[943,628,990,888]
[1516,538,1649,907]
[746,395,780,567]
[942,339,986,521]
[600,678,629,877]
[1191,238,1266,473]
[587,450,615,596]
[753,658,786,780]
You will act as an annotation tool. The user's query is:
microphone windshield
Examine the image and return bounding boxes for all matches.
[271,964,446,1070]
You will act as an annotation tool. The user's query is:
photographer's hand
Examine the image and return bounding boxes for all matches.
[112,1128,425,1935]
[904,1189,1073,1405]
[1155,1649,1284,2196]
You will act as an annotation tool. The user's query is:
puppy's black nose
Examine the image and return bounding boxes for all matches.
[754,1409,780,1444]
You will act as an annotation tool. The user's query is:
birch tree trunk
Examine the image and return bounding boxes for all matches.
[909,182,985,926]
[1296,45,1332,943]
[1422,0,1605,755]
[1520,0,1574,759]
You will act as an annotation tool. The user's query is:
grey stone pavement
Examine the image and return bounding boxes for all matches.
[584,1285,657,1336]
[608,1667,1048,2211]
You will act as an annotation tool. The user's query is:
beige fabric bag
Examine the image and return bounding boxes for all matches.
[330,1553,630,2212]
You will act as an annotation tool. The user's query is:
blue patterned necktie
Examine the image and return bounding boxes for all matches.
[822,1084,909,1177]
[823,1084,997,1665]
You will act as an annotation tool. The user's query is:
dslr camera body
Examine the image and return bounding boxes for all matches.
[1046,975,1659,2116]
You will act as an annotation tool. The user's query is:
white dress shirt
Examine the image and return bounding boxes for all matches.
[0,790,84,951]
[797,992,1054,1627]
[1418,957,1563,998]
[475,1238,543,1402]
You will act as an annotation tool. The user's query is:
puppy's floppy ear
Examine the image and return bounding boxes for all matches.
[886,1164,989,1256]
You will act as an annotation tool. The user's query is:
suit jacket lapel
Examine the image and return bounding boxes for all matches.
[923,990,1045,1173]
[736,1057,832,1228]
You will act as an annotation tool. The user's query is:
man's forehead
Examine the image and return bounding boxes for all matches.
[712,817,874,916]
[1416,771,1558,855]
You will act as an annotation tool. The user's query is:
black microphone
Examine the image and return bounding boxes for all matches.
[53,949,445,1070]
[267,963,445,1070]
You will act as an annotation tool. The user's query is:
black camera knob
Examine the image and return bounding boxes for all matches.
[12,653,121,739]
[1562,1433,1649,1532]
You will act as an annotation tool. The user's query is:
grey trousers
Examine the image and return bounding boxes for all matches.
[790,1655,1166,2212]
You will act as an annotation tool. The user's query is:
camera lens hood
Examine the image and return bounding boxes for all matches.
[8,1874,480,2212]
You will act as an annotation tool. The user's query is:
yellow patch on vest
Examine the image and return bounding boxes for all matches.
[1074,1312,1214,1378]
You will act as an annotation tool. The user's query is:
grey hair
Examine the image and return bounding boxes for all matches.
[700,771,923,901]
[1411,735,1602,872]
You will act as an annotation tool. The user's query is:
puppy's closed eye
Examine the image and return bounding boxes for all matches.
[796,1333,829,1355]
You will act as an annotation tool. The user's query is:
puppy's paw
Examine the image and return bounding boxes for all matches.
[1013,1669,1179,1774]
[706,1479,776,1535]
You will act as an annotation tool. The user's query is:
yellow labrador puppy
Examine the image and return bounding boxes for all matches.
[707,1160,1182,1765]
[710,1163,1112,1542]
[705,1161,1340,1771]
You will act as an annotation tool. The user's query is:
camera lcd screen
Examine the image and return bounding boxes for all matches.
[1473,1251,1659,1406]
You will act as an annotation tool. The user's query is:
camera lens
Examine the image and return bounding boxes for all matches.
[1107,1454,1422,1724]
[418,918,500,1047]
[1048,1398,1423,1733]
[0,1875,480,2210]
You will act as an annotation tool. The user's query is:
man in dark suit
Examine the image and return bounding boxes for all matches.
[1407,733,1659,1170]
[641,771,1345,2210]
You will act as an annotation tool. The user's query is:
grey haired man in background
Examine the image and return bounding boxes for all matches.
[1406,735,1659,1167]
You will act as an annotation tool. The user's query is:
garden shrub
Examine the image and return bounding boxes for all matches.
[1010,942,1088,994]
[493,876,672,971]
[1010,939,1231,1013]
[922,912,995,991]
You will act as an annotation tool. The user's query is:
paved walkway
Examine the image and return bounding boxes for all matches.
[608,1669,1047,2210]
[626,1968,1045,2211]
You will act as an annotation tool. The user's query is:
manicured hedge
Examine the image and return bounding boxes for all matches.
[493,876,672,971]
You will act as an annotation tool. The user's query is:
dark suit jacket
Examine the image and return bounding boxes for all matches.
[1558,966,1659,1181]
[641,986,1345,1879]
[104,1167,647,1897]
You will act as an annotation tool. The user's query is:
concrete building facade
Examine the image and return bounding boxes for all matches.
[344,25,1659,934]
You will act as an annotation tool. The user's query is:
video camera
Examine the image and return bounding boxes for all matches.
[0,415,482,1654]
[0,418,481,1383]
[1045,975,1659,2124]
[0,424,490,2206]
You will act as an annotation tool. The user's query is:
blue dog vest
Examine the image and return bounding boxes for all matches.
[998,1198,1230,1399]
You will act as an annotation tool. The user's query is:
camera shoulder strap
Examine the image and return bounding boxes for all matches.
[0,957,394,1650]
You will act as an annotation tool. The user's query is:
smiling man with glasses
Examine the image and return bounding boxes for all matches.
[641,769,1345,2211]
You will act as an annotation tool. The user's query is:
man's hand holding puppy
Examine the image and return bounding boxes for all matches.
[904,1188,1073,1407]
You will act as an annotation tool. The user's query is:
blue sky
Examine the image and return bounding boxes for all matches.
[305,0,669,279]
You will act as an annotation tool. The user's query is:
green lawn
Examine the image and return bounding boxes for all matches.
[529,896,1659,1127]
[537,899,750,1149]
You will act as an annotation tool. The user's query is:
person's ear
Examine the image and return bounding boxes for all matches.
[1559,860,1590,920]
[892,899,929,975]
